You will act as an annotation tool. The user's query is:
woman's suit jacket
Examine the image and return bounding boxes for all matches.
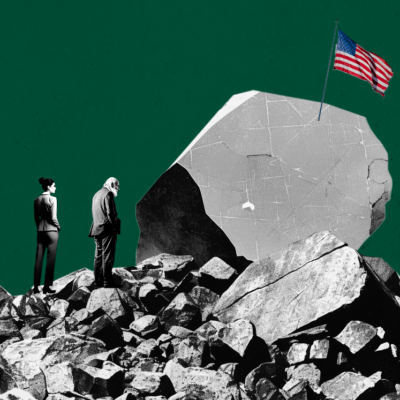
[34,194,61,232]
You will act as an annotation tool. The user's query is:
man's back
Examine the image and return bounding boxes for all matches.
[89,187,117,237]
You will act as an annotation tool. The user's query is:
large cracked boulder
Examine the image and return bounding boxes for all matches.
[173,91,392,261]
[213,231,400,345]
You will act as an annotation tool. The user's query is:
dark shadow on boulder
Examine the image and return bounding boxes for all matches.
[136,163,238,268]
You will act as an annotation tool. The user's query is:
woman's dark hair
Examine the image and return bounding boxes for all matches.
[39,177,55,191]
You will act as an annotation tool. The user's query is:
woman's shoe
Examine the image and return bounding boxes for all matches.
[43,287,56,294]
[33,286,40,294]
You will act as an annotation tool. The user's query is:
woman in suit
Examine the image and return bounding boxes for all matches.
[33,177,61,294]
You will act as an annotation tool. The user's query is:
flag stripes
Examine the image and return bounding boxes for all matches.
[333,30,393,97]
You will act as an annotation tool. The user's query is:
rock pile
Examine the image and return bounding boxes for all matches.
[1,232,400,400]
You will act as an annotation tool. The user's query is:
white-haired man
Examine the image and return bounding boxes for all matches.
[89,177,121,288]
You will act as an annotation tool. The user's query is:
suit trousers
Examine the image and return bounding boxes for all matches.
[93,233,117,286]
[34,231,59,288]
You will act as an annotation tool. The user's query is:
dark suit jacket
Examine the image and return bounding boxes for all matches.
[34,194,61,232]
[88,187,119,237]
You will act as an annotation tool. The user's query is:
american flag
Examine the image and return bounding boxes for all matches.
[334,30,393,97]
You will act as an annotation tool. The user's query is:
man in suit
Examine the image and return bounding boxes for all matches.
[89,177,121,288]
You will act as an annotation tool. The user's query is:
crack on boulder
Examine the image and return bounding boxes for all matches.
[216,241,347,314]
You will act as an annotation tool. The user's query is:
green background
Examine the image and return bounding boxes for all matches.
[1,1,399,295]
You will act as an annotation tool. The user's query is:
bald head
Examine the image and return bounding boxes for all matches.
[104,177,120,197]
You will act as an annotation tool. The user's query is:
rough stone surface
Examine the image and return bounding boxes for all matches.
[310,338,330,359]
[176,335,208,367]
[130,315,160,338]
[321,371,380,400]
[0,319,20,339]
[136,163,237,267]
[163,359,236,398]
[214,231,371,344]
[245,362,277,392]
[72,269,95,291]
[86,288,138,326]
[287,343,309,365]
[0,389,37,400]
[128,372,173,397]
[199,257,238,294]
[334,321,377,354]
[286,363,321,391]
[137,254,196,281]
[189,286,219,322]
[160,293,201,331]
[67,287,91,310]
[174,91,391,260]
[77,361,125,398]
[220,318,254,357]
[1,334,105,400]
[49,299,70,319]
[87,314,124,349]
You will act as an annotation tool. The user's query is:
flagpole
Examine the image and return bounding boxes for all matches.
[318,20,339,121]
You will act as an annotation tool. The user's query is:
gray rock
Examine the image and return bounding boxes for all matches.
[43,361,89,394]
[84,348,122,368]
[13,294,48,318]
[160,293,201,331]
[287,343,309,365]
[0,389,37,400]
[86,288,139,327]
[72,269,95,291]
[334,321,377,354]
[67,287,91,310]
[77,361,125,398]
[128,372,174,397]
[137,254,196,281]
[199,257,238,295]
[136,339,159,358]
[173,91,391,260]
[1,334,105,400]
[310,338,330,359]
[282,379,307,398]
[46,317,74,337]
[113,268,136,286]
[49,299,71,319]
[21,329,43,340]
[286,364,321,391]
[363,257,400,296]
[130,315,160,338]
[221,318,254,357]
[24,316,52,331]
[195,320,226,343]
[245,362,277,392]
[0,286,12,307]
[214,231,377,344]
[70,308,94,325]
[255,377,280,400]
[321,371,381,400]
[219,363,240,381]
[87,314,124,349]
[0,298,14,320]
[189,286,220,322]
[51,268,89,299]
[176,335,208,367]
[0,319,20,340]
[168,325,194,339]
[158,279,176,291]
[163,359,238,398]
